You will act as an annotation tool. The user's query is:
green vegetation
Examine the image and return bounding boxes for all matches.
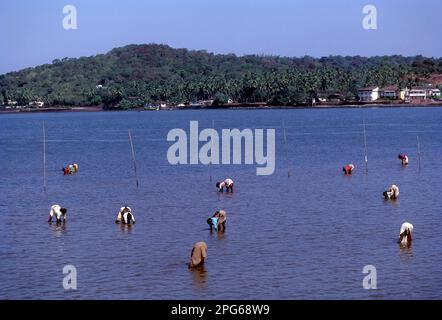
[1,44,442,108]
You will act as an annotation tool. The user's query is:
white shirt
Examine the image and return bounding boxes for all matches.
[49,205,63,220]
[119,206,132,213]
[391,185,399,197]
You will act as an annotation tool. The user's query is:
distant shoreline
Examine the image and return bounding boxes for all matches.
[1,102,442,114]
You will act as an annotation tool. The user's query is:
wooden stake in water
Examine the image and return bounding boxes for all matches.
[282,120,291,178]
[209,120,214,182]
[43,122,47,193]
[417,135,421,173]
[363,119,368,174]
[128,129,139,188]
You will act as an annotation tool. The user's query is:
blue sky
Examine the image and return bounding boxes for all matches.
[0,0,441,74]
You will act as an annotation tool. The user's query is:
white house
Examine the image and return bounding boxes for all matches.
[358,87,380,102]
[430,88,441,97]
[408,88,427,101]
[29,101,45,108]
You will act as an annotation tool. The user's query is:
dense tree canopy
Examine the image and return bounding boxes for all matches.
[1,44,441,108]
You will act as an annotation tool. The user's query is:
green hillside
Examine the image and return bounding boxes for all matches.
[1,43,441,108]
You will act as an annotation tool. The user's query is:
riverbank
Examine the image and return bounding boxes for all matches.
[1,101,442,114]
[0,106,103,114]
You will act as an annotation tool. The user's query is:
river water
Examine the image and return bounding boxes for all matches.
[0,107,441,299]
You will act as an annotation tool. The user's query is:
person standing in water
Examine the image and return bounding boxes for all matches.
[115,206,135,224]
[343,164,355,175]
[216,178,234,192]
[189,242,207,268]
[399,222,413,246]
[48,204,67,223]
[62,163,79,175]
[398,154,409,166]
[383,184,400,200]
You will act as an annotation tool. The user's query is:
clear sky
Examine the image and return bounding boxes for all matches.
[1,0,441,74]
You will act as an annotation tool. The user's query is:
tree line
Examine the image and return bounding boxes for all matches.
[1,44,441,108]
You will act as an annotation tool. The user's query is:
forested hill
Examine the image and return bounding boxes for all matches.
[1,43,442,108]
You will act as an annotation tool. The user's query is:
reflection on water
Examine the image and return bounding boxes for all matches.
[209,228,227,239]
[190,264,208,290]
[48,222,67,238]
[216,230,226,241]
[399,243,414,261]
[117,223,134,234]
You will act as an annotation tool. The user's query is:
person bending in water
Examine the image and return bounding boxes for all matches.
[343,164,355,175]
[115,206,135,224]
[189,242,207,268]
[62,163,79,175]
[216,178,234,192]
[207,210,227,231]
[48,204,67,223]
[398,154,409,166]
[398,222,413,246]
[214,210,227,230]
[383,184,400,200]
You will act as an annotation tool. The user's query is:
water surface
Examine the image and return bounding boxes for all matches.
[0,107,441,299]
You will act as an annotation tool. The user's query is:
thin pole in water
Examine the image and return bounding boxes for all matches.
[282,120,291,178]
[363,119,368,174]
[417,135,421,173]
[209,120,214,182]
[43,122,47,193]
[128,129,139,188]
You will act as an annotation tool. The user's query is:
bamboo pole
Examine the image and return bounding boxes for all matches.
[363,119,368,174]
[128,129,139,188]
[282,120,291,178]
[417,135,421,173]
[209,120,214,182]
[43,122,47,193]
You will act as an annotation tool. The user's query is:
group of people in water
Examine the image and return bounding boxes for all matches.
[342,153,414,246]
[342,154,409,176]
[48,204,136,225]
[189,178,234,268]
[48,176,234,269]
[50,151,415,268]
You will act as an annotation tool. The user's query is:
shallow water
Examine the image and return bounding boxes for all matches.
[0,107,441,299]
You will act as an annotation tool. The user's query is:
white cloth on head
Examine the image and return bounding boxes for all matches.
[120,206,132,213]
[400,222,413,235]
